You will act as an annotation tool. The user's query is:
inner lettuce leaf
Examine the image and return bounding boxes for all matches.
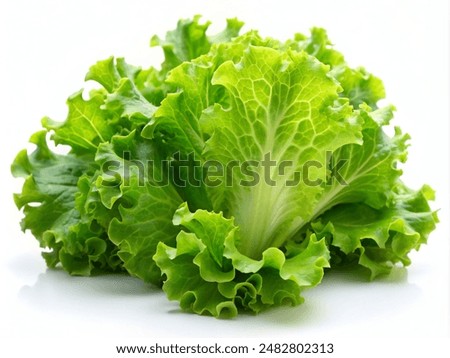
[11,17,438,318]
[200,46,362,258]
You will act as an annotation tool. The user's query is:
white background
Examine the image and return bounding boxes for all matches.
[0,0,448,357]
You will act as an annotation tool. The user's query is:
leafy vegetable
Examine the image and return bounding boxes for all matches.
[12,17,438,317]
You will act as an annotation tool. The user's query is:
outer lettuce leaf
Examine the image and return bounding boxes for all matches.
[94,131,183,285]
[134,66,168,106]
[41,91,116,154]
[13,53,164,276]
[284,104,424,279]
[332,66,385,109]
[288,27,385,109]
[310,184,438,278]
[302,105,408,224]
[86,57,157,126]
[151,15,243,75]
[141,30,278,153]
[140,38,255,210]
[43,56,156,158]
[154,203,329,317]
[137,16,243,107]
[75,173,120,232]
[11,131,120,274]
[286,27,345,67]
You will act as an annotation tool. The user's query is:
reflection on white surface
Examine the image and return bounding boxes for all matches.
[14,263,422,338]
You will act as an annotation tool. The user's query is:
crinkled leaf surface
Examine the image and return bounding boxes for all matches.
[311,183,438,278]
[95,132,183,285]
[11,131,120,274]
[155,204,329,317]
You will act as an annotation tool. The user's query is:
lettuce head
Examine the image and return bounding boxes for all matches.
[12,17,438,318]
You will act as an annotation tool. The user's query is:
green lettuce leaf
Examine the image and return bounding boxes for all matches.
[41,91,115,155]
[94,131,183,285]
[288,27,385,109]
[11,131,120,274]
[201,46,361,258]
[310,183,438,279]
[151,15,243,76]
[86,57,157,126]
[301,105,407,223]
[154,203,329,317]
